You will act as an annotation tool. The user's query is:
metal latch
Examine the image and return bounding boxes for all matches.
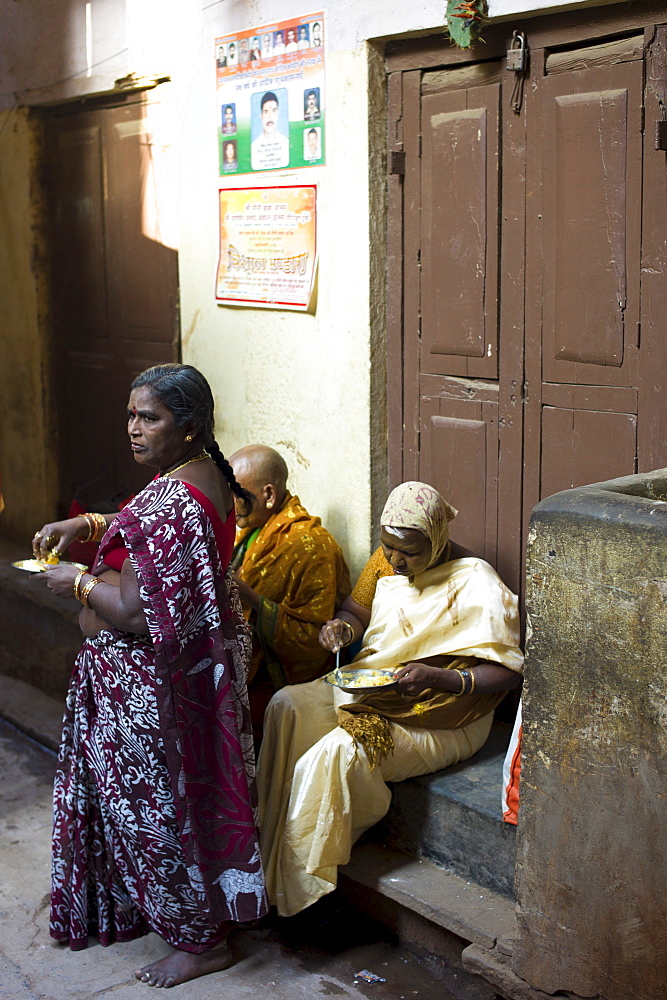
[506,30,527,72]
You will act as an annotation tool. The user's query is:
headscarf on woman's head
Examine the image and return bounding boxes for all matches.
[381,481,458,569]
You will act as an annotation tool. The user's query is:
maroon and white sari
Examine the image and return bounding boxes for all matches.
[50,477,267,952]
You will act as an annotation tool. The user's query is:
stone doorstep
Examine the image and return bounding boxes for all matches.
[341,842,518,956]
[462,945,586,1000]
[341,845,569,1000]
[0,674,63,752]
[378,722,517,898]
[0,537,82,699]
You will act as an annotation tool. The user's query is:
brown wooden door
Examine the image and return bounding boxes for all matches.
[523,34,644,530]
[46,93,179,512]
[393,58,524,591]
[387,16,667,598]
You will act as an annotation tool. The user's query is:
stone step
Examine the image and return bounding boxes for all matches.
[340,845,565,1000]
[375,721,516,897]
[0,538,80,700]
[0,673,63,752]
[341,842,517,955]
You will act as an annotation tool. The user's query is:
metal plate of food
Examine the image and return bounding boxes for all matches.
[324,667,398,693]
[12,559,87,573]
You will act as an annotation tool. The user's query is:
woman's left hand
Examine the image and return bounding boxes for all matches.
[394,663,443,696]
[40,564,83,600]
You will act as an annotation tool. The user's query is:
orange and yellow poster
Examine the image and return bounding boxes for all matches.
[216,185,317,310]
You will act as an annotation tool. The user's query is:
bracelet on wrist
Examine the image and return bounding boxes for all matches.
[78,512,108,544]
[77,575,101,608]
[341,621,355,647]
[452,667,475,697]
[73,569,87,602]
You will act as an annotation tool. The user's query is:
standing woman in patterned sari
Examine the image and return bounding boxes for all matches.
[32,363,267,988]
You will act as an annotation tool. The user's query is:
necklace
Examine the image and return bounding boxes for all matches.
[162,451,209,477]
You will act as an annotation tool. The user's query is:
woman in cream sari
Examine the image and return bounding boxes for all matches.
[257,482,522,917]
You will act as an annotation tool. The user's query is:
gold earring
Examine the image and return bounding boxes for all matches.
[185,434,193,442]
[266,501,273,509]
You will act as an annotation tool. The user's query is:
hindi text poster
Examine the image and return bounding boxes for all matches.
[216,185,317,310]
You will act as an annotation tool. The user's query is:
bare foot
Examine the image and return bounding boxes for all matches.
[134,940,233,988]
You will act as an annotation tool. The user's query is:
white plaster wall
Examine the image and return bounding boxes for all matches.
[178,18,375,573]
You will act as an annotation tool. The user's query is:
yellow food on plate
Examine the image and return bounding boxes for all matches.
[328,668,397,689]
[345,675,394,688]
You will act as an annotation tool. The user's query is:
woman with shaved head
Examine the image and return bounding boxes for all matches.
[230,445,350,738]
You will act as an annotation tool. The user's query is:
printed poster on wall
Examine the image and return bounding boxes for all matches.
[216,185,317,310]
[215,12,325,176]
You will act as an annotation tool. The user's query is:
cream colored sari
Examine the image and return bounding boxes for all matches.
[257,557,523,917]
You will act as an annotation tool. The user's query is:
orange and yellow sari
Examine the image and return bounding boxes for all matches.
[234,492,350,690]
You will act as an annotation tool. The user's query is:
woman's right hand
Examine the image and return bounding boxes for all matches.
[32,517,87,560]
[319,618,354,653]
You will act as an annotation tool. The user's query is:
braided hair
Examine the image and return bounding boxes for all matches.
[131,363,255,512]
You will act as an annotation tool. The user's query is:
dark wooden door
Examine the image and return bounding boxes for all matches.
[387,14,667,597]
[392,57,524,591]
[46,92,179,511]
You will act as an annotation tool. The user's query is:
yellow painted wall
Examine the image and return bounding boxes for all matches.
[0,108,58,543]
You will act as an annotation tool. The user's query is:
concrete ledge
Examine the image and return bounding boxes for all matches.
[0,538,81,698]
[0,674,63,752]
[341,842,517,954]
[462,944,566,1000]
[378,723,516,897]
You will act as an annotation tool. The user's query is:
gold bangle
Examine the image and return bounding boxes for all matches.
[78,514,95,543]
[73,569,86,601]
[80,577,101,608]
[341,621,355,647]
[78,512,108,544]
[91,512,108,542]
[451,668,466,696]
[469,669,476,694]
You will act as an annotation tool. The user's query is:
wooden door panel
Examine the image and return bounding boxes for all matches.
[540,405,637,500]
[53,124,109,345]
[419,393,498,565]
[61,355,117,502]
[541,54,642,386]
[420,76,500,379]
[47,94,179,509]
[107,107,179,341]
[402,69,423,481]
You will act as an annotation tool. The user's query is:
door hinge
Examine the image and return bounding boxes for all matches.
[389,150,406,175]
[655,120,667,151]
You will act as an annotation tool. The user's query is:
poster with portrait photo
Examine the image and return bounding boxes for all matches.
[221,102,237,134]
[215,11,325,175]
[250,88,289,171]
[303,87,320,121]
[222,139,238,172]
[303,127,321,162]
